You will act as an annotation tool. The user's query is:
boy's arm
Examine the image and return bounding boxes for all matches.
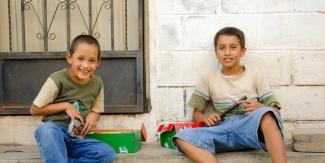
[30,103,66,115]
[189,89,219,126]
[193,108,221,126]
[272,104,281,115]
[30,102,81,118]
[81,87,104,136]
[30,77,81,118]
[81,112,100,137]
[192,108,205,123]
[254,71,282,114]
[241,99,281,115]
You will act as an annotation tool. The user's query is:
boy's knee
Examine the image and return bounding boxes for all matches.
[35,122,62,139]
[36,122,56,132]
[260,112,277,128]
[176,138,182,145]
[97,143,116,162]
[175,138,189,149]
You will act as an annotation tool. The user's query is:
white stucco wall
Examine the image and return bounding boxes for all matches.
[1,0,325,145]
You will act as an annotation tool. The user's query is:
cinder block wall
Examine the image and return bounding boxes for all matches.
[154,0,325,143]
[1,0,325,145]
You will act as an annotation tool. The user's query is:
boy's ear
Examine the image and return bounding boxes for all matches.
[240,47,246,57]
[96,59,101,67]
[66,52,72,64]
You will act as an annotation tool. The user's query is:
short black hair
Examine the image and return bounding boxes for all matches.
[214,27,245,49]
[69,35,101,59]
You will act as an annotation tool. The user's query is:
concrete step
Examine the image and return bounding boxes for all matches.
[1,143,325,163]
[293,128,325,153]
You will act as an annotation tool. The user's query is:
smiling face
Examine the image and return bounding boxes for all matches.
[66,42,100,84]
[215,34,246,74]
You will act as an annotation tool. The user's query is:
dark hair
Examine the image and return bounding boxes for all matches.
[214,27,245,49]
[69,35,101,59]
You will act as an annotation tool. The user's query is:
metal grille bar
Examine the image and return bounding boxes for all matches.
[8,0,12,51]
[124,0,128,50]
[21,0,26,51]
[88,0,92,35]
[17,0,125,52]
[110,0,114,51]
[66,0,70,51]
[43,0,48,51]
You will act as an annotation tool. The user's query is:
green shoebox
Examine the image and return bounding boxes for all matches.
[87,124,147,154]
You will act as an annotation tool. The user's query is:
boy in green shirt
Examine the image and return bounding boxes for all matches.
[30,35,116,163]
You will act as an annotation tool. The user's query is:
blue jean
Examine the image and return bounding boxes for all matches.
[34,122,116,163]
[173,107,283,154]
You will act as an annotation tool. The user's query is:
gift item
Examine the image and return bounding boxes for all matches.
[87,123,147,153]
[157,122,204,149]
[67,117,84,138]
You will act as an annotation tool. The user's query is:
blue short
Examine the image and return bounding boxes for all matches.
[172,107,283,154]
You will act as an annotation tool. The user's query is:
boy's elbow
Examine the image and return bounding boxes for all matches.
[192,116,203,123]
[30,105,40,115]
[29,107,36,115]
[192,108,204,123]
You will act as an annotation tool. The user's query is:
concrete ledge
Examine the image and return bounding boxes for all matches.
[293,128,325,153]
[1,143,325,163]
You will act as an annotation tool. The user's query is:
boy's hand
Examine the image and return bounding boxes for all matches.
[272,106,281,116]
[240,100,264,115]
[203,113,222,126]
[65,103,83,123]
[81,112,100,137]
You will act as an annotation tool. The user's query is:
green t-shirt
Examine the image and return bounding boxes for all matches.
[33,69,104,127]
[188,67,281,117]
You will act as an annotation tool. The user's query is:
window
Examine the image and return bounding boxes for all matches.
[0,0,146,114]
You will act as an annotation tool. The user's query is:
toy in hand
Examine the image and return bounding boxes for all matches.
[67,117,84,138]
[211,95,247,126]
